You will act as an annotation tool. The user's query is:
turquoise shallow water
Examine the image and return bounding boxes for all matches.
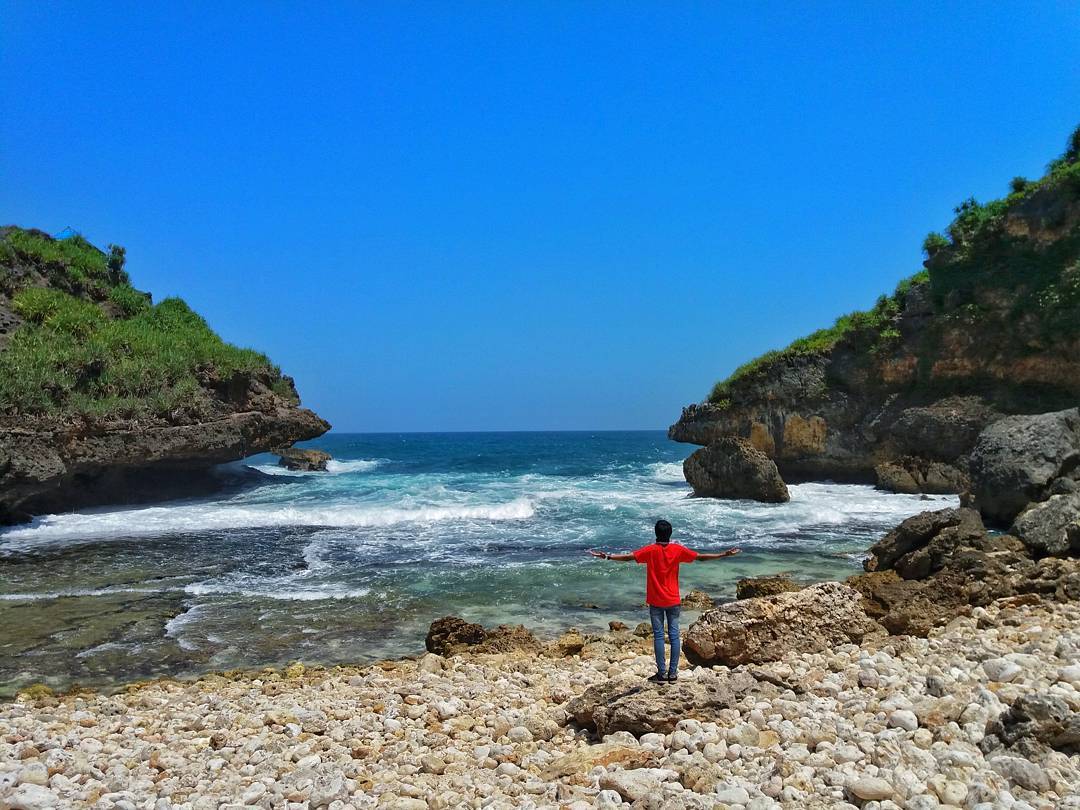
[0,431,955,694]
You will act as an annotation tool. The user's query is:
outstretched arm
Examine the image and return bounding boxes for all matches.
[588,550,636,562]
[696,547,742,561]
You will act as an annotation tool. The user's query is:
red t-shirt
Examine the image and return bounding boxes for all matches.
[632,542,698,607]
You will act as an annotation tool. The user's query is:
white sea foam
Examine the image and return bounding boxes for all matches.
[0,498,536,546]
[183,582,371,601]
[647,461,687,483]
[0,587,175,602]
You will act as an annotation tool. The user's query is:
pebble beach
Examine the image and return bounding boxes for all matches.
[2,597,1078,810]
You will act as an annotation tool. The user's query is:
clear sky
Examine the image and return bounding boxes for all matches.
[2,3,1078,432]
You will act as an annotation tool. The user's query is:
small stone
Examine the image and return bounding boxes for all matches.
[888,710,919,731]
[715,784,751,804]
[6,784,58,810]
[990,755,1049,792]
[420,755,446,775]
[507,725,533,743]
[982,658,1021,683]
[849,776,893,801]
[912,728,933,749]
[17,762,49,787]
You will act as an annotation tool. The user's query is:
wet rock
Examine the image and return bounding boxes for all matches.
[735,575,801,600]
[275,447,332,472]
[969,408,1080,525]
[683,437,790,502]
[684,582,882,666]
[608,620,628,632]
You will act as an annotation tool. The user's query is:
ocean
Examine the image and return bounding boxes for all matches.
[0,431,955,695]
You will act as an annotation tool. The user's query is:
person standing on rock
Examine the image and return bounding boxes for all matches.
[589,519,740,683]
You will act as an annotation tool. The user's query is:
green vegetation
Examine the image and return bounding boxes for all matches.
[706,124,1080,403]
[0,227,290,420]
[708,273,925,402]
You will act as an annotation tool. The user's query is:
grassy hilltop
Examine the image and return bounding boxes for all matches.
[0,227,298,425]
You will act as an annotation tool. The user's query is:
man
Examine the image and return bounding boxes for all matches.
[590,520,740,683]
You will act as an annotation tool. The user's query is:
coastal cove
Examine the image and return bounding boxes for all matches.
[0,431,955,697]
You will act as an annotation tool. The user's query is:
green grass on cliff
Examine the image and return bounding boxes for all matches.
[708,272,924,402]
[0,228,293,421]
[707,124,1080,404]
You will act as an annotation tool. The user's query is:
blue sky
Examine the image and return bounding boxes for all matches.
[2,3,1078,432]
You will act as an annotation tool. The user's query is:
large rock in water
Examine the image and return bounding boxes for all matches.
[682,582,881,666]
[276,447,332,471]
[874,456,968,495]
[683,437,789,502]
[566,669,777,736]
[968,408,1080,525]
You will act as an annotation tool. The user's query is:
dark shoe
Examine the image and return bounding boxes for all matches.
[667,673,678,682]
[647,672,668,684]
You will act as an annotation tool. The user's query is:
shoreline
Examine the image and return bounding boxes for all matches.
[2,594,1078,809]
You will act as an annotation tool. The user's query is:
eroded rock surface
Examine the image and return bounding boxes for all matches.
[276,446,332,471]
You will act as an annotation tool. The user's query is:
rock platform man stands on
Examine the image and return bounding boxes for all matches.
[590,519,740,683]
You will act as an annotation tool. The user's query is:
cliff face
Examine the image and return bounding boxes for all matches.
[0,227,329,523]
[670,131,1080,492]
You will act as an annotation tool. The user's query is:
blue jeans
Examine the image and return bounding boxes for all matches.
[649,604,681,675]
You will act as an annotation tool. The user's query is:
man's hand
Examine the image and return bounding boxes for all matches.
[723,547,742,557]
[588,549,608,559]
[697,547,743,561]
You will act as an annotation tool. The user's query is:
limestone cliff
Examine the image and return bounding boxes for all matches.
[0,227,329,522]
[670,128,1080,492]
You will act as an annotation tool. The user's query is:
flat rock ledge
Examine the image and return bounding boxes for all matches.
[683,582,883,667]
[2,597,1078,809]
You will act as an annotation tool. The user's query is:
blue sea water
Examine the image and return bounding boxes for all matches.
[0,431,955,692]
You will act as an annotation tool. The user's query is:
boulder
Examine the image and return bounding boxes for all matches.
[553,629,586,656]
[863,507,986,579]
[540,742,656,780]
[683,437,790,502]
[566,669,774,736]
[683,582,882,666]
[1011,492,1080,557]
[276,446,332,471]
[968,408,1080,525]
[874,456,968,495]
[735,575,801,600]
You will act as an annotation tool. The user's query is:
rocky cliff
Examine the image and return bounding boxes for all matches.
[670,127,1080,496]
[0,227,329,523]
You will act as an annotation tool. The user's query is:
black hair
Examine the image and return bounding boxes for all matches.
[654,519,672,543]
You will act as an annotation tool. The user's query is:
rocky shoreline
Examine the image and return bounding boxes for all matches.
[1,593,1077,810]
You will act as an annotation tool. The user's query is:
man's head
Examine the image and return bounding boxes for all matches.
[655,519,673,544]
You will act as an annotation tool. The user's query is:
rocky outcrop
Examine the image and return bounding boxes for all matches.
[680,589,716,610]
[0,227,330,522]
[735,575,801,600]
[968,408,1080,525]
[0,399,329,522]
[276,446,332,472]
[863,507,985,578]
[682,437,789,502]
[670,137,1080,493]
[850,506,1080,635]
[566,669,776,736]
[683,582,882,666]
